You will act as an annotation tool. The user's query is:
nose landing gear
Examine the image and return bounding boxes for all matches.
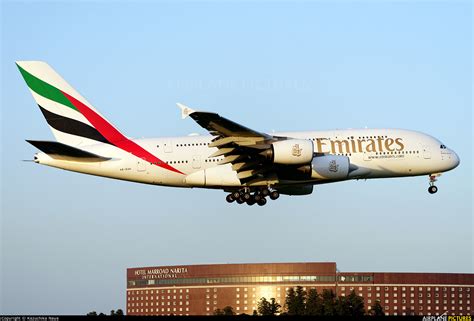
[428,174,440,194]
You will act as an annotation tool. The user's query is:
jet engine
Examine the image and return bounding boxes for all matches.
[261,139,314,165]
[311,155,350,180]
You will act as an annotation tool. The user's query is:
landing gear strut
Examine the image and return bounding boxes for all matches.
[428,174,439,194]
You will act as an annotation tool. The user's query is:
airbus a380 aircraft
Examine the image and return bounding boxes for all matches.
[18,61,460,206]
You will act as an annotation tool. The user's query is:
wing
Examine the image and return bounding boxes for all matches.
[177,103,280,185]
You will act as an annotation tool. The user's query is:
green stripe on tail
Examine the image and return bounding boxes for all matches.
[16,63,78,112]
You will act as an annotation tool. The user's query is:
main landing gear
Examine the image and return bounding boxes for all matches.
[428,174,440,194]
[225,188,279,206]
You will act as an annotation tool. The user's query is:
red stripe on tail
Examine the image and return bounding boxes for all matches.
[61,91,184,175]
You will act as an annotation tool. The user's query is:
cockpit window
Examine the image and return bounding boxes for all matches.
[440,144,447,149]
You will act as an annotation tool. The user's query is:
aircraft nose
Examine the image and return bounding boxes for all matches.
[451,150,460,169]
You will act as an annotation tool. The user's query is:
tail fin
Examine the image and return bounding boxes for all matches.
[16,61,125,146]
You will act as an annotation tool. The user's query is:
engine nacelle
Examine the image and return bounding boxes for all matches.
[263,139,314,165]
[311,155,350,180]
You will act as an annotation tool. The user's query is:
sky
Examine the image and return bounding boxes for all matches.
[1,0,472,315]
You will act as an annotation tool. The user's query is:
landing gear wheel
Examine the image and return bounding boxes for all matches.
[236,198,245,204]
[257,198,267,206]
[246,198,256,206]
[254,194,262,202]
[226,194,235,203]
[428,185,438,194]
[261,189,270,197]
[242,192,251,201]
[232,191,241,200]
[270,191,280,200]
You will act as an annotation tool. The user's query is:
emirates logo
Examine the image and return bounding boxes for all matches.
[328,160,339,172]
[292,144,302,157]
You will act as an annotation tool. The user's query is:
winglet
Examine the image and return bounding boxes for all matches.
[177,103,196,119]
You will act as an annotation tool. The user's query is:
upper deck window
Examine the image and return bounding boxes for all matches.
[440,144,447,149]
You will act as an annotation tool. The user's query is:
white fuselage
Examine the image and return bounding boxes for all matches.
[34,128,460,190]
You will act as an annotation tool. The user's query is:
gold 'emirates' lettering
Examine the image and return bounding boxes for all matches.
[315,137,405,154]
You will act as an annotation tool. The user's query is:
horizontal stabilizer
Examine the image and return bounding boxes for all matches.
[26,140,111,162]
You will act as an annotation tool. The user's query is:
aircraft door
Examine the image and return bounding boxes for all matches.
[422,145,431,159]
[363,152,371,161]
[137,160,147,172]
[192,155,201,169]
[163,141,173,153]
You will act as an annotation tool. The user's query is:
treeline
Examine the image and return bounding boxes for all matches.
[87,309,124,316]
[214,286,385,316]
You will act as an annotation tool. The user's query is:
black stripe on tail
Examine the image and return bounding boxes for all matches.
[38,105,112,145]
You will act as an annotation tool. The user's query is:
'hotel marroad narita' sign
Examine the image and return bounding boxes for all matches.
[134,267,189,280]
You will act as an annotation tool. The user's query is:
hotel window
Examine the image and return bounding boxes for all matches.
[385,306,389,310]
[376,287,380,291]
[206,289,210,292]
[402,287,406,291]
[368,293,372,297]
[385,287,389,291]
[394,287,398,291]
[213,301,217,305]
[394,300,398,303]
[368,299,372,304]
[411,287,415,291]
[385,300,389,304]
[214,288,217,292]
[236,307,240,311]
[394,293,398,297]
[359,287,363,291]
[368,287,372,291]
[385,293,389,297]
[236,300,240,304]
[376,293,380,297]
[236,288,240,292]
[186,289,189,293]
[236,294,240,298]
[419,306,423,310]
[206,301,210,305]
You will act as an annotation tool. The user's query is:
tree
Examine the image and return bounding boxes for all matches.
[305,288,323,315]
[370,300,385,316]
[115,309,124,316]
[222,306,235,316]
[346,290,365,317]
[86,311,97,316]
[321,289,337,316]
[285,287,297,315]
[294,286,307,315]
[257,297,281,316]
